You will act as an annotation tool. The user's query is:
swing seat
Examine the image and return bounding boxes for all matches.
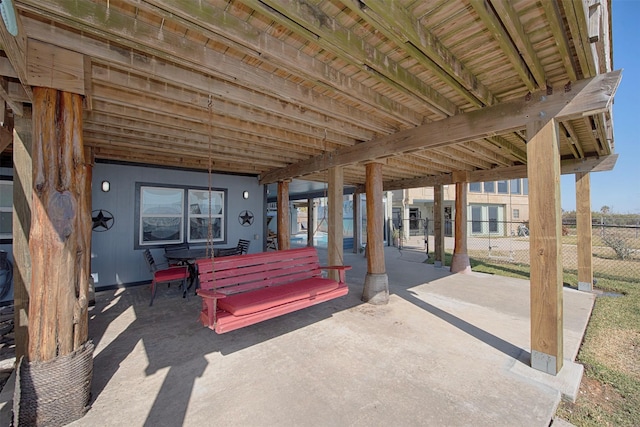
[196,247,350,333]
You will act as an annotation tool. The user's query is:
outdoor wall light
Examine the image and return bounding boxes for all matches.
[101,180,111,192]
[242,190,249,199]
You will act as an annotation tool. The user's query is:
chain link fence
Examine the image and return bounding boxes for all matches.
[395,218,640,283]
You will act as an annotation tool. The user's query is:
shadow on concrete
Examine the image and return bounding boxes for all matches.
[88,271,364,426]
[394,287,529,363]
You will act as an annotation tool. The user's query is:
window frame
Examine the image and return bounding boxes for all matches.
[134,183,227,249]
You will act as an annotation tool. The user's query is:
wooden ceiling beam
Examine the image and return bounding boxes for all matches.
[456,141,514,168]
[91,62,376,143]
[19,2,422,130]
[348,0,496,107]
[539,0,579,82]
[243,0,457,117]
[259,70,621,184]
[139,0,423,127]
[488,0,547,88]
[383,154,619,191]
[560,121,585,158]
[563,0,597,78]
[86,111,321,158]
[470,0,539,91]
[91,80,356,148]
[88,99,336,155]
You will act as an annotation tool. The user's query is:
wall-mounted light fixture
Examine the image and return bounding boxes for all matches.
[242,190,249,199]
[101,180,111,192]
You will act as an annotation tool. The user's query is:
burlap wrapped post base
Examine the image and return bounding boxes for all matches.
[14,341,94,427]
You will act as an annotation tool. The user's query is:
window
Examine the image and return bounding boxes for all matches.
[489,206,499,233]
[513,209,520,219]
[139,186,184,245]
[471,206,482,233]
[0,180,12,241]
[510,179,521,194]
[522,178,529,195]
[188,189,224,243]
[483,181,495,193]
[469,182,482,193]
[136,184,226,248]
[497,180,508,194]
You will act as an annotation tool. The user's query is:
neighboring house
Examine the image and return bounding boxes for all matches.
[392,178,530,238]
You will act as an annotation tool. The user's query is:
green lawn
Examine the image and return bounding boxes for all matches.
[430,254,640,426]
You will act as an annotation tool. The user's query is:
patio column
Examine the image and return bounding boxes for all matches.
[328,166,344,281]
[12,108,32,361]
[352,189,361,253]
[307,197,314,247]
[433,184,445,268]
[450,178,471,274]
[576,172,594,291]
[277,179,290,250]
[527,118,563,375]
[362,161,389,304]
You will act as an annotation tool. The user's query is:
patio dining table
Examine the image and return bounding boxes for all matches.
[164,247,237,293]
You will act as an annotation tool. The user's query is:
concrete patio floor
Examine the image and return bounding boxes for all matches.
[6,246,594,426]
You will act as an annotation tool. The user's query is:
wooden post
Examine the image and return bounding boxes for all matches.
[352,189,360,254]
[362,162,389,304]
[527,118,563,375]
[12,108,32,361]
[306,197,314,247]
[28,87,90,362]
[433,184,445,267]
[75,147,94,348]
[328,166,344,281]
[277,180,290,250]
[450,181,471,273]
[576,172,593,291]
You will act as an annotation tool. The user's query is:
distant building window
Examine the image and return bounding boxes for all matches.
[471,206,482,233]
[497,180,508,194]
[483,181,495,193]
[510,179,521,194]
[522,178,529,195]
[469,182,481,193]
[513,209,520,219]
[0,180,12,241]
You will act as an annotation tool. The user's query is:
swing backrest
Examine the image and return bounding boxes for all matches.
[196,247,323,296]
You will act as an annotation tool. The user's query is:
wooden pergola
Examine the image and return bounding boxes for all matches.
[0,0,620,418]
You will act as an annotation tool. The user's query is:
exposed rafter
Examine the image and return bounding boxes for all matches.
[260,71,621,184]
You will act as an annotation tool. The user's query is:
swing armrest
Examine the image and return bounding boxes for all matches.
[196,289,227,300]
[196,290,226,330]
[319,265,352,284]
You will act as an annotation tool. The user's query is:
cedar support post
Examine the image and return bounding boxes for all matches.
[306,197,314,247]
[576,172,594,291]
[362,162,389,304]
[527,118,563,375]
[277,180,290,250]
[450,179,471,274]
[328,166,344,281]
[13,108,32,361]
[433,184,445,268]
[352,189,360,254]
[28,87,90,361]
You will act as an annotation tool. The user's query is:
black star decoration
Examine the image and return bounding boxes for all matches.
[238,210,254,226]
[92,209,114,232]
